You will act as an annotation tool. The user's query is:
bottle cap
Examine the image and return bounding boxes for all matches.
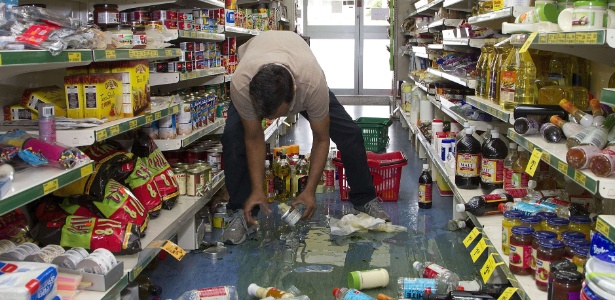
[491,131,499,139]
[247,283,260,296]
[332,288,340,296]
[465,128,472,135]
[412,261,421,271]
[528,180,537,189]
[455,203,466,212]
[347,271,361,289]
[457,220,467,228]
[422,164,429,170]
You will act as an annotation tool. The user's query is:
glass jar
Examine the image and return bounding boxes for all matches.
[536,211,558,229]
[536,238,565,291]
[551,270,584,300]
[545,217,570,240]
[572,246,589,274]
[561,230,586,243]
[131,22,147,49]
[547,259,578,299]
[502,210,525,254]
[532,231,558,278]
[564,239,591,260]
[510,226,535,275]
[109,24,133,48]
[93,4,120,30]
[568,215,592,240]
[521,215,543,231]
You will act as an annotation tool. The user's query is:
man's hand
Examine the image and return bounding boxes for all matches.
[292,191,317,220]
[243,192,271,225]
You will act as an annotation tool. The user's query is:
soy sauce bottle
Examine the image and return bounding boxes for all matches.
[455,128,482,189]
[480,129,508,194]
[418,164,433,209]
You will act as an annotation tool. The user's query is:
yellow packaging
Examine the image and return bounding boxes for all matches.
[64,75,84,119]
[20,86,67,117]
[435,170,453,196]
[89,62,111,74]
[3,104,37,121]
[65,65,89,75]
[82,73,123,119]
[110,60,150,117]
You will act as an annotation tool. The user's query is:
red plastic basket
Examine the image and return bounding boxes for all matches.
[332,151,408,201]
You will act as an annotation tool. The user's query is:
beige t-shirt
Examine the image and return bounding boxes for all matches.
[230,31,329,121]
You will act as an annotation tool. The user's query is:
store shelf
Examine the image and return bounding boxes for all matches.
[92,49,182,62]
[75,273,129,300]
[416,0,444,13]
[428,44,444,49]
[427,68,477,89]
[428,18,464,28]
[442,37,470,46]
[264,117,288,141]
[0,161,94,215]
[154,118,225,151]
[467,6,533,30]
[443,0,473,11]
[416,27,430,34]
[510,30,615,67]
[411,77,429,93]
[236,0,272,6]
[465,95,512,123]
[507,128,615,198]
[120,172,225,281]
[177,30,226,41]
[595,215,615,244]
[602,88,615,105]
[150,67,226,86]
[0,50,93,79]
[224,26,260,37]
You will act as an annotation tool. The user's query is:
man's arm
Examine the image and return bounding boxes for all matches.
[241,117,271,224]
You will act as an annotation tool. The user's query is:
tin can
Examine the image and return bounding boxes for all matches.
[177,100,193,135]
[179,42,194,51]
[186,60,193,72]
[178,21,193,30]
[145,20,163,31]
[192,9,203,18]
[222,37,236,55]
[152,10,177,21]
[119,11,130,24]
[155,62,168,73]
[172,167,187,195]
[130,8,150,22]
[193,24,202,31]
[186,167,202,196]
[177,12,187,21]
[207,150,222,169]
[171,162,189,170]
[158,115,177,139]
[162,20,178,29]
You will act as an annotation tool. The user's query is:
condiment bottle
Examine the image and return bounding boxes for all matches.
[590,98,605,126]
[549,115,584,143]
[540,122,564,143]
[536,239,566,291]
[509,226,535,275]
[547,260,579,299]
[418,164,432,209]
[536,212,558,229]
[265,160,275,203]
[559,99,594,127]
[478,44,495,98]
[455,128,482,189]
[532,231,558,278]
[480,129,507,194]
[475,44,489,97]
[520,215,543,232]
[544,218,570,240]
[488,43,512,103]
[538,85,589,109]
[589,141,615,177]
[275,154,292,202]
[550,270,583,300]
[347,268,389,290]
[502,211,525,255]
[248,284,295,298]
[514,117,542,135]
[456,193,513,216]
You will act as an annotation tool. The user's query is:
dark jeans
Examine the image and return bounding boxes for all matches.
[221,90,377,213]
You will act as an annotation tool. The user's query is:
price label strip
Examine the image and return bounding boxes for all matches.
[480,253,504,283]
[470,238,488,262]
[595,218,610,237]
[525,148,543,177]
[463,227,481,248]
[519,32,538,53]
[497,287,518,300]
[160,240,186,261]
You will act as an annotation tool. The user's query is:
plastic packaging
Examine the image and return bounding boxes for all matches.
[176,286,238,300]
[397,278,437,299]
[333,287,375,300]
[418,164,432,209]
[413,261,460,293]
[347,268,389,290]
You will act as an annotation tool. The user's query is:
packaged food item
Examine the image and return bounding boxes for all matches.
[64,75,85,119]
[0,261,58,300]
[124,157,163,218]
[3,105,37,121]
[82,73,123,119]
[110,60,150,117]
[20,86,67,117]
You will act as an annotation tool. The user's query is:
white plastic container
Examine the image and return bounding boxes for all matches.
[347,268,390,290]
[559,1,615,31]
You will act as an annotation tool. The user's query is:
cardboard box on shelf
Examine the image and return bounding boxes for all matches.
[20,86,67,117]
[110,60,150,117]
[3,104,37,121]
[64,75,85,119]
[82,73,123,119]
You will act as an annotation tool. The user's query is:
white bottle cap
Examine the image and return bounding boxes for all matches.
[510,142,517,149]
[456,203,466,212]
[528,180,537,189]
[491,131,499,139]
[465,128,473,135]
[247,283,260,296]
[457,220,467,228]
[579,114,594,127]
[423,164,429,169]
[463,121,470,127]
[412,261,421,270]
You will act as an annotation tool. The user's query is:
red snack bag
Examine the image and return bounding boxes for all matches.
[124,157,162,218]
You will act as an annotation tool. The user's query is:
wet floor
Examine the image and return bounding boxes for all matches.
[143,105,482,299]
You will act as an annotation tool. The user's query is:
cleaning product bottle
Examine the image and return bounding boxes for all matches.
[332,287,375,300]
[418,164,433,209]
[480,129,508,194]
[513,50,538,107]
[248,284,295,298]
[455,128,482,189]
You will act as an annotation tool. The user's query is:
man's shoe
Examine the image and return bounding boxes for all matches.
[353,198,390,222]
[222,209,256,245]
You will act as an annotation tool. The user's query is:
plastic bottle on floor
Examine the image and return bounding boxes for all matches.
[176,286,238,300]
[413,261,460,293]
[332,287,375,299]
[248,283,295,298]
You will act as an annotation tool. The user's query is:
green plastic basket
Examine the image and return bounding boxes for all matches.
[355,117,393,152]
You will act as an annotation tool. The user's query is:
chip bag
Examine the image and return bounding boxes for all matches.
[60,216,141,254]
[0,210,34,245]
[124,157,162,219]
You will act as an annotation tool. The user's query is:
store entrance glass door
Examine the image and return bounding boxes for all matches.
[305,0,391,95]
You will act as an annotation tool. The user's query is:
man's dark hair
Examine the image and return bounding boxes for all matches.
[249,64,294,118]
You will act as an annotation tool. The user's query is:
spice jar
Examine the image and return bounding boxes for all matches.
[536,212,558,230]
[572,246,589,273]
[547,259,578,299]
[564,239,590,260]
[502,210,525,254]
[568,215,592,239]
[93,4,120,30]
[109,24,133,48]
[131,22,147,49]
[536,238,565,290]
[545,217,570,240]
[550,270,583,300]
[532,231,558,278]
[509,226,535,275]
[521,215,543,231]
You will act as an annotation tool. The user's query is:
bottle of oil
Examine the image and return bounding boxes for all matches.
[481,44,496,98]
[488,43,512,103]
[475,44,489,97]
[537,86,589,109]
[292,154,309,197]
[509,148,530,198]
[503,142,519,195]
[513,50,538,107]
[500,46,519,111]
[455,128,482,189]
[480,129,508,194]
[418,164,433,209]
[265,160,275,203]
[577,58,591,90]
[275,154,291,202]
[548,53,578,86]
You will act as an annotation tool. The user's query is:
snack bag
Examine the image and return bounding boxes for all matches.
[60,216,141,254]
[124,157,162,219]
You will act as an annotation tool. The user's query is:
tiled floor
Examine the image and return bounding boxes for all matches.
[143,105,480,299]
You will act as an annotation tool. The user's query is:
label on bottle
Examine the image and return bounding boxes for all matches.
[266,178,275,198]
[572,11,599,28]
[194,286,232,298]
[422,263,447,278]
[580,129,608,149]
[500,70,516,104]
[483,193,508,202]
[535,259,553,286]
[509,171,529,198]
[481,158,504,183]
[531,247,538,271]
[488,70,499,100]
[97,12,119,24]
[502,226,510,250]
[341,289,375,300]
[456,153,480,177]
[418,183,432,204]
[510,244,532,268]
[400,278,437,299]
[323,169,335,188]
[274,175,284,195]
[297,176,308,195]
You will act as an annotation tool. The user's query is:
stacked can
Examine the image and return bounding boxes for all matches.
[235,4,276,31]
[225,0,237,27]
[222,37,237,75]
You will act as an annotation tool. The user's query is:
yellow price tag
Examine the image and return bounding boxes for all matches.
[105,50,116,59]
[480,253,504,283]
[492,0,504,10]
[109,125,120,135]
[160,240,186,261]
[539,34,548,43]
[470,238,488,262]
[519,32,538,53]
[558,161,568,173]
[129,120,138,129]
[96,130,108,140]
[165,49,172,56]
[463,227,481,248]
[525,148,543,177]
[172,106,179,114]
[574,170,587,186]
[542,152,551,164]
[595,218,610,237]
[145,115,153,123]
[68,52,82,62]
[43,179,59,194]
[508,130,516,140]
[80,164,93,177]
[128,50,140,58]
[566,33,576,44]
[0,54,3,65]
[191,31,197,38]
[497,287,518,300]
[155,111,162,120]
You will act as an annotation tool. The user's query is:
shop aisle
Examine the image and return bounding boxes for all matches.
[143,105,479,299]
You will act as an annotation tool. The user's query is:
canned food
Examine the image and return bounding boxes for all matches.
[155,62,168,73]
[152,10,177,21]
[195,51,204,60]
[145,20,163,31]
[186,147,208,164]
[207,151,221,169]
[186,167,202,196]
[172,167,187,195]
[158,115,177,139]
[186,60,193,72]
[181,51,194,62]
[179,42,194,51]
[130,8,150,22]
[119,11,130,24]
[162,20,178,29]
[193,24,202,31]
[178,21,193,30]
[171,162,189,170]
[177,100,193,135]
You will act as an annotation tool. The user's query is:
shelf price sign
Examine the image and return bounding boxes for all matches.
[497,287,518,300]
[480,253,504,283]
[519,32,538,53]
[470,238,488,262]
[463,227,481,248]
[595,218,610,237]
[525,148,543,177]
[43,179,59,194]
[160,240,186,261]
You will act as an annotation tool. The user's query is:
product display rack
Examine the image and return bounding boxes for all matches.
[0,50,93,79]
[467,6,533,29]
[177,30,226,41]
[149,67,226,86]
[464,95,513,123]
[92,49,183,62]
[427,68,478,89]
[154,118,226,151]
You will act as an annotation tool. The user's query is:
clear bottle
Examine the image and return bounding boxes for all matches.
[513,50,538,107]
[455,128,482,189]
[482,44,496,98]
[548,53,578,86]
[413,261,460,293]
[248,283,295,298]
[590,98,605,126]
[475,44,489,97]
[275,154,292,202]
[559,99,594,127]
[332,287,375,300]
[446,217,475,231]
[522,180,542,203]
[397,278,438,299]
[292,155,309,197]
[537,86,589,110]
[323,151,336,193]
[480,130,508,194]
[480,124,494,147]
[265,160,275,203]
[488,43,512,103]
[510,148,530,198]
[503,142,519,197]
[418,164,433,209]
[176,286,238,300]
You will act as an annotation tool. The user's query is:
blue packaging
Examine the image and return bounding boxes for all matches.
[590,232,615,257]
[399,278,437,300]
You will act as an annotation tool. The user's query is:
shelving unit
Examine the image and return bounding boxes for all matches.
[177,30,226,41]
[150,67,226,86]
[467,6,533,30]
[427,68,477,89]
[154,118,226,151]
[442,0,473,11]
[0,50,93,79]
[595,215,615,244]
[224,26,260,37]
[92,49,183,62]
[465,95,512,123]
